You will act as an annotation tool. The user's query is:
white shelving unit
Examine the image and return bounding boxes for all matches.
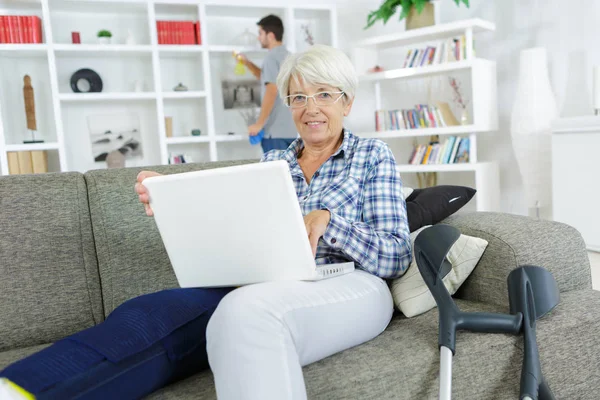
[351,18,500,212]
[0,0,337,175]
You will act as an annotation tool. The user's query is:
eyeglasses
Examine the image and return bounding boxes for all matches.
[284,91,345,108]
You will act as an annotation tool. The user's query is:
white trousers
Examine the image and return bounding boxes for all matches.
[206,270,394,400]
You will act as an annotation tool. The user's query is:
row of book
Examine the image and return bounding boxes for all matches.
[375,103,458,131]
[7,151,48,175]
[408,136,470,165]
[402,35,470,68]
[157,21,201,45]
[0,15,43,44]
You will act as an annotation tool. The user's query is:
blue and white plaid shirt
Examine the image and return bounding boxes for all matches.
[261,129,412,279]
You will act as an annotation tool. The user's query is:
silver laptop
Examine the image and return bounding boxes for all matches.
[142,160,355,288]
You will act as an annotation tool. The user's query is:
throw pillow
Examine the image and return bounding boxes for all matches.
[390,225,488,318]
[404,185,476,232]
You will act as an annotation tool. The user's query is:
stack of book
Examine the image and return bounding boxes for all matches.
[408,136,470,165]
[402,35,470,68]
[375,103,458,131]
[0,15,43,43]
[156,21,201,45]
[7,151,48,174]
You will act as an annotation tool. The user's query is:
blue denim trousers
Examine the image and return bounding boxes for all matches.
[1,287,233,400]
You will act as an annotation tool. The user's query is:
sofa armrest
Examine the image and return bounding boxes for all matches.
[441,212,592,308]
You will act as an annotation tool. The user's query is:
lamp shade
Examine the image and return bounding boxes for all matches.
[510,47,558,219]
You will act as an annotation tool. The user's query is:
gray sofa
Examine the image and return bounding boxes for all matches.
[1,159,599,399]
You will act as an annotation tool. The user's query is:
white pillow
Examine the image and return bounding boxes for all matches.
[391,225,488,318]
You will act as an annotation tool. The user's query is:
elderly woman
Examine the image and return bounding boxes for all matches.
[0,45,410,400]
[141,44,411,398]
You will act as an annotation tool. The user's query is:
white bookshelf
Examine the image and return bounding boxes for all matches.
[0,0,337,175]
[352,18,499,212]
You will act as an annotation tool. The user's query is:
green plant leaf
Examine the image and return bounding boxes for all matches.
[414,0,427,14]
[399,0,412,20]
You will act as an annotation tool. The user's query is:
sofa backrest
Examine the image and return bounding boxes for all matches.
[0,172,104,351]
[84,160,258,317]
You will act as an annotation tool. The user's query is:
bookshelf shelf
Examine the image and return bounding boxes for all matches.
[355,18,495,50]
[5,142,60,152]
[0,44,47,56]
[396,162,479,173]
[215,134,247,142]
[166,136,210,144]
[158,45,204,53]
[208,45,266,53]
[162,91,207,99]
[359,59,475,82]
[53,44,153,55]
[358,124,490,139]
[59,92,157,101]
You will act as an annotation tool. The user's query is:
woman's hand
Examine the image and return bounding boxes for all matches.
[303,210,331,257]
[135,171,162,216]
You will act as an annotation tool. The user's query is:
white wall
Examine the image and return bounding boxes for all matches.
[334,0,600,215]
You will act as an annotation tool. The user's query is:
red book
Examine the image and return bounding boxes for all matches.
[177,21,183,44]
[189,22,195,44]
[34,16,42,43]
[185,22,193,44]
[27,16,34,43]
[9,16,19,44]
[16,15,23,43]
[0,16,6,43]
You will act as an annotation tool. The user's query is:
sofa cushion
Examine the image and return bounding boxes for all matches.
[84,160,258,316]
[0,173,104,352]
[442,212,593,307]
[145,289,600,400]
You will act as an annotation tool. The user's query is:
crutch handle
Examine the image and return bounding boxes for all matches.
[456,312,523,335]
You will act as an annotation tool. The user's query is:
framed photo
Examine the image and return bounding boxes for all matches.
[221,79,261,110]
[87,113,143,163]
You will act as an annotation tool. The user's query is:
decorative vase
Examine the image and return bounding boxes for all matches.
[406,2,435,31]
[460,109,469,125]
[125,29,136,46]
[510,47,558,220]
[97,37,111,45]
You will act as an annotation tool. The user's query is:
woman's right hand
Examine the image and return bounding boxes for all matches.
[135,171,162,216]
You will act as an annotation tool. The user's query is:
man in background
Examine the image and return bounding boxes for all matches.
[236,15,297,153]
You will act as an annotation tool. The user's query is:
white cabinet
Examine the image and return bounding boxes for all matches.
[552,116,600,252]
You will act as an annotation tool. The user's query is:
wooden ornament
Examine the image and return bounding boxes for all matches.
[23,75,37,131]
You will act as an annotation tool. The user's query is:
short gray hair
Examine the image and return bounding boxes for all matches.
[276,44,358,105]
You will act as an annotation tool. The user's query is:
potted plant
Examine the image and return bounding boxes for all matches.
[365,0,469,31]
[97,29,112,45]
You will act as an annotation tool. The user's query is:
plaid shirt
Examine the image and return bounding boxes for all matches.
[261,129,411,279]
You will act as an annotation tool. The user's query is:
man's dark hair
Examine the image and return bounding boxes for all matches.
[257,14,284,42]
